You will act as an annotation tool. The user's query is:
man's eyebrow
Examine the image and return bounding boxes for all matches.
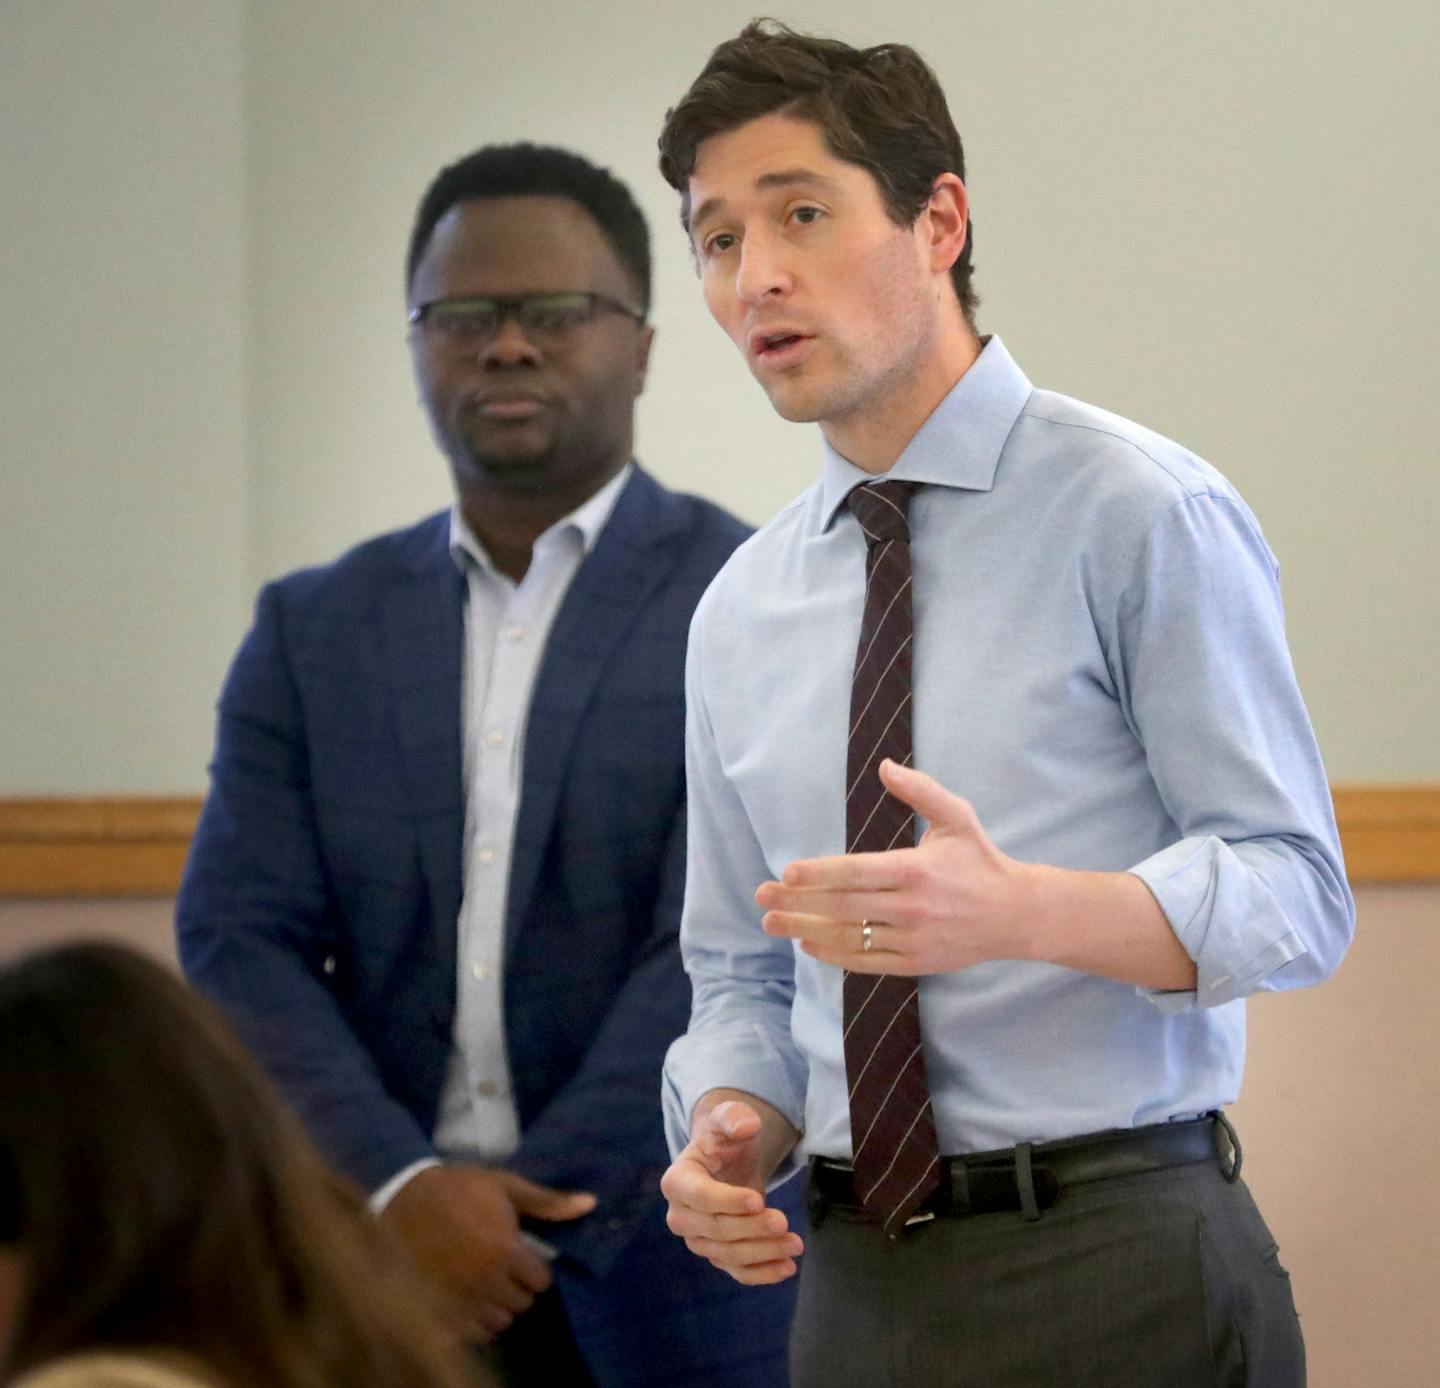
[689,168,844,234]
[754,167,843,195]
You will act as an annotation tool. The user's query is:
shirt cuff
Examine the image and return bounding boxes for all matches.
[1128,835,1307,1012]
[662,1022,808,1185]
[368,1156,442,1215]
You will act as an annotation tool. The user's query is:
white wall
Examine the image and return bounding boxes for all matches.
[3,0,1437,791]
[248,0,1440,783]
[0,0,250,792]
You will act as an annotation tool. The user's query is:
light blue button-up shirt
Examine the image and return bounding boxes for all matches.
[663,337,1353,1176]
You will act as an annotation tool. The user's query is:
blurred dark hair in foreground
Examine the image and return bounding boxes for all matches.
[0,941,481,1387]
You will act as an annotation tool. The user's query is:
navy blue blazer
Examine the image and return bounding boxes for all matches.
[177,467,801,1387]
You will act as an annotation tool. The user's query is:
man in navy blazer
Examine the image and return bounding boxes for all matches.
[177,143,799,1386]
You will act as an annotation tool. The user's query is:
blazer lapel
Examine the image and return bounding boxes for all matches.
[378,513,467,973]
[505,469,684,940]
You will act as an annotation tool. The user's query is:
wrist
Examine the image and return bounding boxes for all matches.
[1007,860,1060,964]
[372,1156,444,1218]
[1007,864,1196,990]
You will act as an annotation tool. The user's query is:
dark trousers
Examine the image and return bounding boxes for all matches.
[790,1164,1304,1387]
[477,1287,596,1388]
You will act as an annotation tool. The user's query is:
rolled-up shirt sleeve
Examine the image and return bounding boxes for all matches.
[1115,492,1355,1012]
[662,598,808,1166]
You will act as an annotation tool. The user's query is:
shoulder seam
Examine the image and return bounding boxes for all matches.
[1019,408,1200,495]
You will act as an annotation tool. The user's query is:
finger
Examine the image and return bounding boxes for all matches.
[684,1230,805,1267]
[482,1274,539,1316]
[798,936,923,975]
[691,1102,766,1198]
[668,1203,791,1243]
[878,758,976,829]
[434,1293,489,1344]
[761,903,915,942]
[700,1098,761,1148]
[755,881,907,919]
[662,1157,771,1215]
[661,1159,764,1217]
[507,1244,554,1296]
[471,1302,514,1339]
[720,1257,800,1286]
[760,909,847,945]
[499,1171,598,1221]
[526,1192,596,1222]
[763,910,912,960]
[773,846,919,891]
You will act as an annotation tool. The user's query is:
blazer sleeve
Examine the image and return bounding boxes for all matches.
[176,582,437,1191]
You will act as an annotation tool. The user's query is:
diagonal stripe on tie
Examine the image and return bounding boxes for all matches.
[840,479,940,1237]
[848,696,914,801]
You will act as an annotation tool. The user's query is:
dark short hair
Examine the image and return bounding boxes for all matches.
[658,19,977,326]
[406,142,652,311]
[0,943,473,1388]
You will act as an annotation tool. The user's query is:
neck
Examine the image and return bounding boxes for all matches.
[822,323,983,474]
[455,460,624,583]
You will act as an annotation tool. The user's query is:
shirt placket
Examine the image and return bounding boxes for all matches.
[450,535,577,1159]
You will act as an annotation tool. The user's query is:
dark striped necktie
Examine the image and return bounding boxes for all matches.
[842,479,940,1236]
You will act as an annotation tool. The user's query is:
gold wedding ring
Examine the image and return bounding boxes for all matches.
[861,920,875,952]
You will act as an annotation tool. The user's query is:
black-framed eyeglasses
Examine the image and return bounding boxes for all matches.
[408,291,646,346]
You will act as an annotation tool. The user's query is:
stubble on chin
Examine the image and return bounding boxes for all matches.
[760,380,823,424]
[756,352,864,428]
[751,348,838,425]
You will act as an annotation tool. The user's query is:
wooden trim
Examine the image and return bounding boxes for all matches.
[0,787,1436,897]
[1332,786,1440,884]
[0,797,202,897]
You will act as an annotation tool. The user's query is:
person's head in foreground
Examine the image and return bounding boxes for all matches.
[0,942,479,1388]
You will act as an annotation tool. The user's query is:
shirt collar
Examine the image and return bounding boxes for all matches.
[818,335,1033,531]
[448,461,634,576]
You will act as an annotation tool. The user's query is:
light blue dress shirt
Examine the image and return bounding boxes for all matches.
[663,337,1353,1176]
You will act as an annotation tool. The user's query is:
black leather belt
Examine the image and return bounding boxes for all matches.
[807,1113,1238,1227]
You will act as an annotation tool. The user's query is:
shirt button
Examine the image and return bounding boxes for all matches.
[478,845,496,864]
[485,728,505,748]
[470,962,488,981]
[475,1079,499,1098]
[504,624,525,641]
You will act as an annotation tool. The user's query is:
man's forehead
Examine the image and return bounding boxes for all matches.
[415,195,621,292]
[430,194,603,248]
[688,113,841,196]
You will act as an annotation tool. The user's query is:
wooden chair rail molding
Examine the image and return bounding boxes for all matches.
[0,797,202,898]
[0,787,1437,898]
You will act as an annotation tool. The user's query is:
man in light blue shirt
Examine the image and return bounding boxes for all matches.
[654,21,1353,1386]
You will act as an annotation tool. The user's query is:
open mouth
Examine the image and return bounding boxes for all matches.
[754,332,815,365]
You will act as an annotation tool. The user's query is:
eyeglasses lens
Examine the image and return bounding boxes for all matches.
[426,293,595,344]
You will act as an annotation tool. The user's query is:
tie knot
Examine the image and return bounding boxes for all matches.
[848,480,918,547]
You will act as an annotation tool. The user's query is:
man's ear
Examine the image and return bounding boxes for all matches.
[921,172,969,278]
[633,323,656,398]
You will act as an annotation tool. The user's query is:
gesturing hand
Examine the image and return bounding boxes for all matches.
[380,1163,595,1343]
[755,758,1039,976]
[660,1098,804,1285]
